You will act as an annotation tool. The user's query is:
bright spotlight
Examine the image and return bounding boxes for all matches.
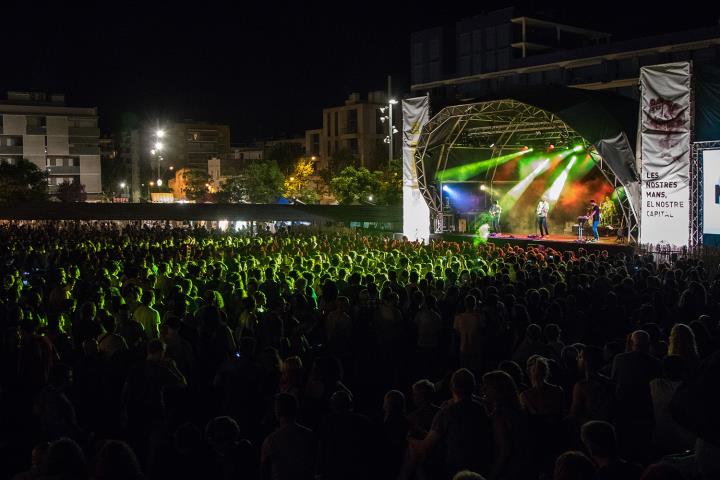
[389,99,398,104]
[573,144,584,152]
[150,149,156,155]
[480,184,487,191]
[154,142,163,150]
[442,185,450,192]
[157,179,163,186]
[156,129,165,138]
[543,156,579,204]
[368,195,374,202]
[119,182,126,188]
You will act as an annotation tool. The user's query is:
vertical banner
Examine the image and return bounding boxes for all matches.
[639,62,692,247]
[402,96,431,243]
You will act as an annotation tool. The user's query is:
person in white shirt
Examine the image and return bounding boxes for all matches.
[536,197,550,237]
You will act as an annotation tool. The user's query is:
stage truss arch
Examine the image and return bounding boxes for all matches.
[414,99,639,243]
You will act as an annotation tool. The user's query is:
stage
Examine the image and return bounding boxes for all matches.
[435,232,635,255]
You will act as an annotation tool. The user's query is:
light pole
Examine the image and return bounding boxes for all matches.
[379,99,399,168]
[151,129,165,188]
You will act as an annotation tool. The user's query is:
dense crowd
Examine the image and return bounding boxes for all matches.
[1,222,719,480]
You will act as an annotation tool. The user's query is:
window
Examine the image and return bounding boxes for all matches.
[347,109,358,134]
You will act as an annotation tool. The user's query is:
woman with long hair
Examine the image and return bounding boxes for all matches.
[668,323,700,373]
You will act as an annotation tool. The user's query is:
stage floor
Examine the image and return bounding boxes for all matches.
[436,232,635,255]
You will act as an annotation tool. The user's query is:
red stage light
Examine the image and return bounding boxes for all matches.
[548,144,555,150]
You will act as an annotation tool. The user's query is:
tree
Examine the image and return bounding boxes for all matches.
[328,147,356,176]
[377,158,402,206]
[238,161,285,203]
[216,176,245,203]
[180,169,211,202]
[284,157,316,202]
[0,158,48,203]
[264,142,304,174]
[329,166,382,205]
[56,181,87,202]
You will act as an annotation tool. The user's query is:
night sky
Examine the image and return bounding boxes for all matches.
[3,1,718,142]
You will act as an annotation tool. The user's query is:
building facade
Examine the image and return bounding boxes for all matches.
[411,8,720,100]
[306,91,389,171]
[162,122,230,171]
[0,91,101,198]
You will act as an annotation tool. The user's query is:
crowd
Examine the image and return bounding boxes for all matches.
[1,221,719,480]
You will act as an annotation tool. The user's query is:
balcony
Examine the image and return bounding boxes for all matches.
[26,126,47,135]
[69,127,100,137]
[0,145,22,154]
[69,145,100,155]
[46,165,80,175]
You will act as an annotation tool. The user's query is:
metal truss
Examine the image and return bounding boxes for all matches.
[415,99,638,235]
[691,141,720,248]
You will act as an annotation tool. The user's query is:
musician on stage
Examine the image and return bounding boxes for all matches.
[589,199,600,242]
[489,200,502,233]
[536,196,550,237]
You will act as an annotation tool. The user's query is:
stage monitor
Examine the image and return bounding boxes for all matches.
[703,148,720,245]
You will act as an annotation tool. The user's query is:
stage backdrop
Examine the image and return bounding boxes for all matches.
[703,148,720,246]
[402,96,431,243]
[639,62,692,247]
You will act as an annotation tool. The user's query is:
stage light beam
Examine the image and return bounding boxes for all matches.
[500,157,551,208]
[436,148,533,182]
[542,156,578,206]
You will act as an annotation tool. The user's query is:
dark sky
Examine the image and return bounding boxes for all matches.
[3,1,718,142]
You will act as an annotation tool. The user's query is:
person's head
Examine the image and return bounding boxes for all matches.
[412,379,436,408]
[578,345,603,375]
[383,390,406,418]
[464,295,476,312]
[205,416,239,455]
[553,451,597,480]
[590,200,596,206]
[147,339,166,361]
[42,438,88,480]
[498,360,525,388]
[95,440,143,480]
[282,356,304,380]
[581,421,618,461]
[668,323,698,360]
[453,471,487,480]
[544,323,561,342]
[526,323,542,343]
[450,368,476,400]
[630,330,650,353]
[274,393,298,423]
[528,356,550,387]
[482,370,520,410]
[330,390,353,413]
[141,289,155,307]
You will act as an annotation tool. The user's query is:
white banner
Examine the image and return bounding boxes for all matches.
[639,62,692,247]
[703,149,720,235]
[402,97,431,243]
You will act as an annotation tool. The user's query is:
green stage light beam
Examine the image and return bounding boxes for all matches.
[436,148,533,181]
[500,157,551,209]
[543,155,578,207]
